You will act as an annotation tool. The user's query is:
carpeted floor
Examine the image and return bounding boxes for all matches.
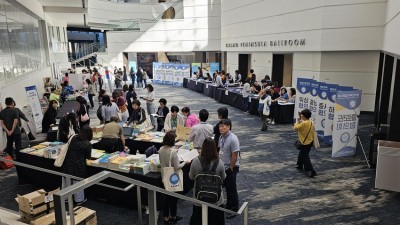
[1,82,400,225]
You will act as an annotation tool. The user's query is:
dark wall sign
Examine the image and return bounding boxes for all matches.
[225,38,306,48]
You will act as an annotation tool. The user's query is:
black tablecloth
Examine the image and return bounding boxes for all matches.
[275,104,295,124]
[57,100,79,118]
[187,79,197,91]
[125,139,163,154]
[183,78,188,88]
[203,84,216,98]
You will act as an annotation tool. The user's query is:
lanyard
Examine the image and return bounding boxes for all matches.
[220,132,231,149]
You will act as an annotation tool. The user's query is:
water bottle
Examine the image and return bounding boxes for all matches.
[136,150,140,155]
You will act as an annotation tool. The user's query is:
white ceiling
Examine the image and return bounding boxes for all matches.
[38,0,87,27]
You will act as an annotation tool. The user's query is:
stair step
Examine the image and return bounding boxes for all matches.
[0,207,28,225]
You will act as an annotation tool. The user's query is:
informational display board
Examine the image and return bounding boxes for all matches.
[152,62,164,84]
[201,63,210,77]
[25,85,44,132]
[332,89,362,157]
[191,63,201,77]
[173,64,190,86]
[210,62,220,74]
[323,84,338,144]
[316,83,328,139]
[309,80,319,122]
[164,63,175,85]
[294,78,312,122]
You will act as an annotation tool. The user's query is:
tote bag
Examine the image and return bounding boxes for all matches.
[162,150,183,192]
[54,135,75,167]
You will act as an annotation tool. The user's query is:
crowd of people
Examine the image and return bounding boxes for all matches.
[0,65,318,225]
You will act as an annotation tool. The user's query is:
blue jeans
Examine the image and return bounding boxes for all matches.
[224,166,239,211]
[243,97,249,111]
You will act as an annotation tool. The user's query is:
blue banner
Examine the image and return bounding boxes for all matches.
[323,84,338,144]
[309,80,319,121]
[294,78,312,122]
[332,89,362,157]
[315,82,328,139]
[210,62,220,74]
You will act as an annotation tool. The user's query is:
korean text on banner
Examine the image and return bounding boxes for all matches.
[294,78,312,122]
[332,89,362,157]
[25,85,43,131]
[323,84,338,144]
[152,62,164,84]
[309,80,319,122]
[316,83,328,139]
[164,63,175,85]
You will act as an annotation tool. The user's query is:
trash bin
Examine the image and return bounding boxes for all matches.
[375,140,400,192]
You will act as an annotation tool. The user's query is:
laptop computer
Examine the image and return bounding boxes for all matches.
[123,127,134,138]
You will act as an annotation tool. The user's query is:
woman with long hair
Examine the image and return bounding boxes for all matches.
[189,137,226,225]
[101,95,118,124]
[76,96,90,128]
[42,100,58,133]
[86,79,96,108]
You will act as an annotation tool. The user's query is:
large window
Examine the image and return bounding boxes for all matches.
[0,0,45,84]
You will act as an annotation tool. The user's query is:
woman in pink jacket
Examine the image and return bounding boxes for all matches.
[181,106,199,128]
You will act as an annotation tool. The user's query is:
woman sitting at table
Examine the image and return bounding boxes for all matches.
[250,81,261,94]
[181,106,199,128]
[61,125,92,205]
[57,112,79,143]
[42,100,58,133]
[60,81,70,104]
[127,100,147,126]
[279,87,289,100]
[164,105,184,132]
[205,73,212,81]
[287,88,296,103]
[49,88,60,107]
[93,116,125,153]
[156,98,169,132]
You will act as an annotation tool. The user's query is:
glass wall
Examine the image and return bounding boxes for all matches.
[0,0,44,84]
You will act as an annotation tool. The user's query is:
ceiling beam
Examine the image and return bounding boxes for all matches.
[43,6,87,14]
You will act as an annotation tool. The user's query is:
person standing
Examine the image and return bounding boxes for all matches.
[234,70,242,83]
[159,131,190,225]
[142,68,148,87]
[143,84,156,129]
[57,113,79,143]
[123,65,128,85]
[259,89,272,131]
[188,109,214,153]
[213,107,228,151]
[242,78,251,113]
[294,109,317,178]
[215,72,224,88]
[86,79,96,109]
[101,95,119,124]
[76,96,90,128]
[156,98,169,132]
[125,84,137,119]
[189,137,226,225]
[248,69,256,84]
[61,125,92,204]
[115,69,122,89]
[218,119,240,219]
[130,67,136,85]
[136,66,143,88]
[105,67,113,93]
[0,97,21,159]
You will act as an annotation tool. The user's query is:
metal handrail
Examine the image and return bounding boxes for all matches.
[0,157,249,225]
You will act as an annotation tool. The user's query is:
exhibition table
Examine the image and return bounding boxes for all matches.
[183,78,294,122]
[57,100,79,118]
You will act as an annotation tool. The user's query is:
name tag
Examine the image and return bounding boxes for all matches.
[195,81,198,85]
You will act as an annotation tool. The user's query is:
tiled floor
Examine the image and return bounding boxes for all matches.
[1,82,399,225]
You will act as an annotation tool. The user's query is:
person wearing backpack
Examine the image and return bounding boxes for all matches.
[189,137,226,225]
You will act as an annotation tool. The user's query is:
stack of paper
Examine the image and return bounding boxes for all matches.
[91,149,105,159]
[177,149,199,162]
[108,156,129,171]
[133,162,150,175]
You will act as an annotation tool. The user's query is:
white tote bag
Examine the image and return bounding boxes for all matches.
[54,135,75,167]
[162,150,183,192]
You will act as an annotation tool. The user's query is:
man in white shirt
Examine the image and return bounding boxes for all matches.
[235,70,242,83]
[188,109,213,152]
[216,72,224,88]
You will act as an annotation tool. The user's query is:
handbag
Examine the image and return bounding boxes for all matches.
[0,154,14,170]
[294,122,312,150]
[54,135,75,167]
[313,129,320,149]
[80,106,89,122]
[162,149,183,192]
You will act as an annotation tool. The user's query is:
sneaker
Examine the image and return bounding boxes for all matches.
[271,121,275,125]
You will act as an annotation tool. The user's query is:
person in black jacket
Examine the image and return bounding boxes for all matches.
[214,107,229,152]
[156,98,169,131]
[61,125,92,204]
[125,84,137,119]
[126,100,146,126]
[42,100,58,133]
[57,112,79,143]
[76,96,90,128]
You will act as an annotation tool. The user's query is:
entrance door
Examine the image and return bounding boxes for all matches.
[272,54,293,87]
[239,54,250,82]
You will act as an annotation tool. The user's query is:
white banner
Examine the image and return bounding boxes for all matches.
[164,63,174,85]
[25,85,43,131]
[332,89,362,157]
[152,62,164,84]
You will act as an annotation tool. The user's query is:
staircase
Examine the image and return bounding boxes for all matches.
[69,42,106,68]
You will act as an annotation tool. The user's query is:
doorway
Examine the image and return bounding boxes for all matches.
[272,54,293,87]
[238,54,250,82]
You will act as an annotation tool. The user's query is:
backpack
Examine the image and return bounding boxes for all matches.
[96,105,103,121]
[194,157,223,203]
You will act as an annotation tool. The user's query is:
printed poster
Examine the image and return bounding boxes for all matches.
[332,89,362,157]
[315,82,328,139]
[294,78,312,122]
[174,64,190,86]
[191,63,201,78]
[164,63,174,85]
[152,62,164,84]
[201,63,210,77]
[210,62,220,75]
[323,84,338,144]
[25,85,43,131]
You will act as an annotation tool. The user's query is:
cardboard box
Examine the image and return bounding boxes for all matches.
[16,188,59,216]
[176,125,191,141]
[91,125,104,134]
[31,206,97,225]
[375,140,400,192]
[19,210,51,224]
